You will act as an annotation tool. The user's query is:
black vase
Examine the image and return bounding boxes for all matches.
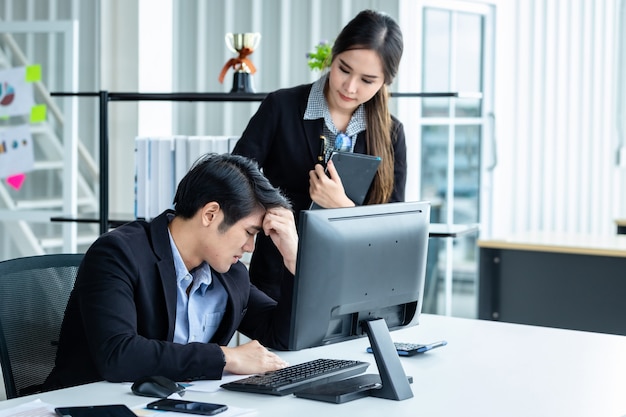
[230,72,254,93]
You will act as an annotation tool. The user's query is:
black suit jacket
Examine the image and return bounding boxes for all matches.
[232,82,407,300]
[44,210,293,390]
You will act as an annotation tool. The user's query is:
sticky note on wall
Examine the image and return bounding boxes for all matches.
[25,64,41,82]
[30,104,46,123]
[0,124,35,179]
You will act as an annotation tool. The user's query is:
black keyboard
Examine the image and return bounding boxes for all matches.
[220,358,370,396]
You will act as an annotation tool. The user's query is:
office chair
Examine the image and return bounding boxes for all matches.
[0,253,83,399]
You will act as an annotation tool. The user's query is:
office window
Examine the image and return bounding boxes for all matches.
[400,0,495,318]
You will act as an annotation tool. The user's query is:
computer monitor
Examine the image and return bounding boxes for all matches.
[288,201,430,351]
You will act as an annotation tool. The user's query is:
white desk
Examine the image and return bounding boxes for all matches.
[1,314,625,417]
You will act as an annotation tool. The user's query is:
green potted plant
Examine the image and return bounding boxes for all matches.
[306,40,332,71]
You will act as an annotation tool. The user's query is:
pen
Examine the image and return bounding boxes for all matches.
[318,135,327,167]
[416,340,448,353]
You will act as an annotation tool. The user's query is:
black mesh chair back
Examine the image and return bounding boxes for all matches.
[0,253,83,399]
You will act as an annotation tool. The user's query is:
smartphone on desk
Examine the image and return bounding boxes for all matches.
[55,405,137,417]
[146,399,228,415]
[367,341,448,356]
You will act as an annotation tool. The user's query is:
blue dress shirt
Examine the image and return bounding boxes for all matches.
[168,228,227,344]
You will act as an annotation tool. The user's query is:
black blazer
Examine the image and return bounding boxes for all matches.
[44,210,293,390]
[232,82,407,215]
[232,82,407,300]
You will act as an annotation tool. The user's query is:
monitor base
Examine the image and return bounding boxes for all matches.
[293,318,414,403]
[293,373,413,404]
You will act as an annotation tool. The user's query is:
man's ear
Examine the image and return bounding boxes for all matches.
[201,202,220,226]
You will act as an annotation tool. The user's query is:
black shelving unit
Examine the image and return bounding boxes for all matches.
[50,90,477,234]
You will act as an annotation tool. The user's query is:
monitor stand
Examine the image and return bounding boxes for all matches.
[294,317,413,403]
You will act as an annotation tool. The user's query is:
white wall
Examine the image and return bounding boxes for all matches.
[490,0,621,237]
[170,0,402,137]
[100,0,139,214]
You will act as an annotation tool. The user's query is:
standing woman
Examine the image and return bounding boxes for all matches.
[233,9,406,300]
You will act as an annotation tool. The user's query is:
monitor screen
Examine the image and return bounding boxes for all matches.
[288,201,430,351]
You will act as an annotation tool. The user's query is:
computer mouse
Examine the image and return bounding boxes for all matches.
[131,375,186,398]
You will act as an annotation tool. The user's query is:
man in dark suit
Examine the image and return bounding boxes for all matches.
[44,153,298,390]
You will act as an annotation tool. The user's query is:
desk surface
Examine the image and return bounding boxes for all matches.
[1,314,624,417]
[478,231,626,257]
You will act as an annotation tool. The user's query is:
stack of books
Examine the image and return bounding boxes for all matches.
[134,135,239,219]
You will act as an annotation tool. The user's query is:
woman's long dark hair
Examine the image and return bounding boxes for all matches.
[330,9,403,204]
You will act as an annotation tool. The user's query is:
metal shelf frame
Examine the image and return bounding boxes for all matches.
[50,90,475,234]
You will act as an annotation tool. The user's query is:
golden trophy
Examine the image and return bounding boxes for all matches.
[219,33,261,93]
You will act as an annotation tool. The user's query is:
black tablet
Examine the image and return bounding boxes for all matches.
[310,152,381,209]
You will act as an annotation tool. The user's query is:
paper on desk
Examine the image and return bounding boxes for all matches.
[182,373,249,393]
[0,399,56,417]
